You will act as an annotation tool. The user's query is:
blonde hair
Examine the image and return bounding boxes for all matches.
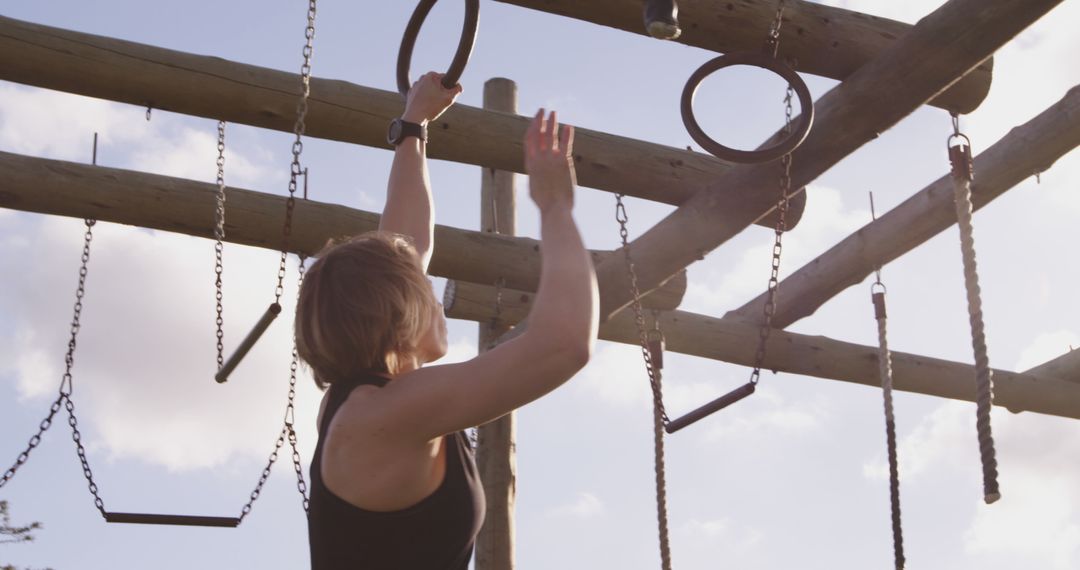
[295,232,437,390]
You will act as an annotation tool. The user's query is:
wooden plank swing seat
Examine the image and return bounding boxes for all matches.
[104,512,241,528]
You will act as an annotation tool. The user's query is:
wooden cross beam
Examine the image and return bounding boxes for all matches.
[591,0,1065,321]
[494,0,991,113]
[0,15,802,230]
[445,279,1080,421]
[1025,349,1080,385]
[0,150,687,310]
[728,84,1080,328]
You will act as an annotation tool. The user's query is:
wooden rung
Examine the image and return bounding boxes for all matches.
[105,512,240,528]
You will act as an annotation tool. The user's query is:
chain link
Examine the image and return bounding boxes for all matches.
[765,0,787,57]
[614,193,673,570]
[0,216,109,515]
[214,120,227,370]
[275,0,318,305]
[615,194,671,426]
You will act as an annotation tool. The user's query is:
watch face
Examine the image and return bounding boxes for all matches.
[387,120,402,144]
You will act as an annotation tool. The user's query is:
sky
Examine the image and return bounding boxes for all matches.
[1,1,1078,569]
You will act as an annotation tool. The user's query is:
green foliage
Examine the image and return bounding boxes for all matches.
[0,501,52,570]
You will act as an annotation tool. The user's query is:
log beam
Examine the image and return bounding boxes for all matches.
[445,280,1080,421]
[1025,348,1080,385]
[729,84,1080,327]
[0,15,803,229]
[494,0,991,113]
[0,150,686,310]
[592,0,1063,320]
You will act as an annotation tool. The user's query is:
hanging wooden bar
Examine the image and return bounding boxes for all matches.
[590,0,1064,321]
[493,0,991,113]
[728,84,1080,328]
[0,150,686,310]
[444,280,1080,421]
[0,15,803,230]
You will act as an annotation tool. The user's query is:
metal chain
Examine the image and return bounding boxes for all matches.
[287,258,310,513]
[948,114,1000,504]
[0,220,93,486]
[275,0,317,305]
[765,0,787,58]
[614,194,672,570]
[746,84,795,385]
[239,0,319,522]
[214,120,227,370]
[64,218,107,517]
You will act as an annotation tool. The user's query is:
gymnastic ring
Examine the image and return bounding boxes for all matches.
[396,0,480,96]
[681,52,814,164]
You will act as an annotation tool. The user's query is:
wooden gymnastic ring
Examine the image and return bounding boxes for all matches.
[396,0,480,95]
[681,52,814,164]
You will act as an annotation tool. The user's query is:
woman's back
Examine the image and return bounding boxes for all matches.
[308,373,485,570]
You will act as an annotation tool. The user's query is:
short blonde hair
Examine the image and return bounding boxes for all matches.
[295,232,437,389]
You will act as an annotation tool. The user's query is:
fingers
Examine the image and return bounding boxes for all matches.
[546,111,559,151]
[560,124,575,157]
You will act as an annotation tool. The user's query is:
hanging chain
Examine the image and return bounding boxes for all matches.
[765,0,787,58]
[275,0,317,305]
[747,84,794,385]
[214,120,227,370]
[239,0,318,522]
[287,258,311,513]
[0,219,99,495]
[65,218,107,517]
[240,257,311,521]
[614,194,672,570]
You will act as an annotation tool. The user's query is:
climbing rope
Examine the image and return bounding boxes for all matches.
[948,114,1000,504]
[869,193,905,569]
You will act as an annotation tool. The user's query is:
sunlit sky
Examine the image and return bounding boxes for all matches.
[1,1,1079,569]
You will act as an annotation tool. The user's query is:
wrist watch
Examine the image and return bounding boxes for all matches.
[387,118,427,145]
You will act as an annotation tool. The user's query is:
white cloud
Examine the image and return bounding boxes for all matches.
[0,83,273,189]
[547,491,605,519]
[684,185,867,314]
[0,212,318,473]
[863,399,1080,567]
[1015,330,1080,372]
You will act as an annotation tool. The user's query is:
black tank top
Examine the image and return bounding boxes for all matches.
[308,373,485,570]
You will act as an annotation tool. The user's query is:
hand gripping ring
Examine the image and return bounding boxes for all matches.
[681,52,814,164]
[397,0,480,96]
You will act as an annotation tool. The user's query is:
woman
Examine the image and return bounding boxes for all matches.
[300,72,599,569]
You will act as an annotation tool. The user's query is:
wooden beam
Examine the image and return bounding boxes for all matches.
[1025,348,1080,385]
[591,0,1063,320]
[729,84,1080,327]
[475,78,517,570]
[445,280,1080,421]
[494,0,991,113]
[0,150,686,310]
[0,15,804,230]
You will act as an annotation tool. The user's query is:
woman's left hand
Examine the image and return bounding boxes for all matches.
[403,71,462,124]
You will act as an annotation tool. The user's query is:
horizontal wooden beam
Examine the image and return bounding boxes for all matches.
[1025,348,1080,385]
[0,151,686,310]
[0,15,804,230]
[446,280,1080,421]
[592,0,1063,320]
[495,0,991,113]
[729,84,1080,327]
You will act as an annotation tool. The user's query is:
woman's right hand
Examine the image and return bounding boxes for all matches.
[525,109,577,214]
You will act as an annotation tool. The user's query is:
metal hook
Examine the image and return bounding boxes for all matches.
[92,132,98,166]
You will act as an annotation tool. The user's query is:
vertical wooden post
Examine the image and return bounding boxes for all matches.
[476,77,517,570]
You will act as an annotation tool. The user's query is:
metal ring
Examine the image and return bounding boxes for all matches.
[681,52,814,164]
[396,0,480,96]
